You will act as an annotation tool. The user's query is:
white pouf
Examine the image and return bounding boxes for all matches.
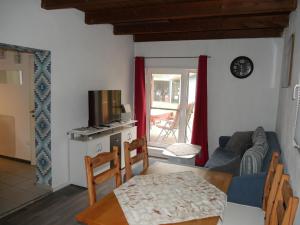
[163,143,201,166]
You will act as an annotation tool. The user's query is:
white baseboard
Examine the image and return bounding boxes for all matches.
[52,182,70,192]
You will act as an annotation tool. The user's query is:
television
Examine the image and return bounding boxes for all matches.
[88,90,122,127]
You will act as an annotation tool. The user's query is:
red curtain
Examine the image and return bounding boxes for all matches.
[192,55,208,166]
[134,57,146,144]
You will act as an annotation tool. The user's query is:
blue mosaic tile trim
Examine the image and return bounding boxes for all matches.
[0,43,47,53]
[34,51,52,186]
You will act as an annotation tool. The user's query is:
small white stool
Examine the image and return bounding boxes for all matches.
[163,143,201,166]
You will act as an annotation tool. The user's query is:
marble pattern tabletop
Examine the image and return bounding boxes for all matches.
[114,171,227,225]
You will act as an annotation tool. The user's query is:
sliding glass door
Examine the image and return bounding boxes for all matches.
[146,68,197,148]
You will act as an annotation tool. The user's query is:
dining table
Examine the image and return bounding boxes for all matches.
[76,161,232,225]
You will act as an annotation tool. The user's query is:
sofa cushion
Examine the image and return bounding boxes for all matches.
[227,172,266,207]
[205,147,241,176]
[224,131,253,156]
[252,126,262,142]
[252,127,265,143]
[262,132,281,172]
[252,127,269,157]
[219,136,231,148]
[240,145,265,176]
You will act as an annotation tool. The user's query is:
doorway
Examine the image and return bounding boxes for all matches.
[146,68,197,149]
[0,50,36,163]
[0,43,52,187]
[0,48,51,217]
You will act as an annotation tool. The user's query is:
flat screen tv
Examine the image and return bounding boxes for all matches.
[88,90,122,127]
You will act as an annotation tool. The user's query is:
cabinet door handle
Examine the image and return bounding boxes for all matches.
[127,133,132,141]
[96,143,102,153]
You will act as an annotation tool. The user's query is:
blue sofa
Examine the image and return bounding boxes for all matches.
[205,132,281,207]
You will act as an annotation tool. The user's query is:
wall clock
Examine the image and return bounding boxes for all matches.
[230,56,254,79]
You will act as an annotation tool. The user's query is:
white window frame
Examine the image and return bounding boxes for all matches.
[145,68,197,149]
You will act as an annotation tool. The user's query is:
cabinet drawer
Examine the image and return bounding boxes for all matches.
[122,126,137,142]
[87,136,110,157]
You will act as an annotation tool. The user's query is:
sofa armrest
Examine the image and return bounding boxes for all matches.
[219,136,231,147]
[227,172,266,207]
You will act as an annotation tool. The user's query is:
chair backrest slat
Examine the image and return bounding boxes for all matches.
[269,175,299,225]
[127,138,145,151]
[90,152,116,168]
[282,181,293,206]
[94,167,119,185]
[265,164,284,225]
[84,147,121,206]
[131,153,145,165]
[277,200,285,225]
[263,152,280,210]
[290,198,299,225]
[124,136,149,181]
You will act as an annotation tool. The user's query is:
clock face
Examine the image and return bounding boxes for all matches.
[230,56,254,79]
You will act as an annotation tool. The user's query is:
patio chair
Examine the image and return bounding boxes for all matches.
[156,108,180,142]
[156,103,194,142]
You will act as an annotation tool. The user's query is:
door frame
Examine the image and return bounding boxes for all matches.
[0,43,52,187]
[145,68,196,148]
[28,54,36,166]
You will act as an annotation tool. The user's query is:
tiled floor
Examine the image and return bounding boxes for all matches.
[0,157,51,218]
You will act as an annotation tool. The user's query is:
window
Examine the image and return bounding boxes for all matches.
[146,68,197,148]
[0,70,23,85]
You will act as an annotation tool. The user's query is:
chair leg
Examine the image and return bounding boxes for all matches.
[186,135,189,142]
[171,129,177,142]
[157,128,167,141]
[163,129,172,140]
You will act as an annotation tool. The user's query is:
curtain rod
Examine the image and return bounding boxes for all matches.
[144,56,211,59]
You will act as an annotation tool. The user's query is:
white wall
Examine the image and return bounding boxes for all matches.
[276,0,300,222]
[0,0,134,189]
[135,39,282,154]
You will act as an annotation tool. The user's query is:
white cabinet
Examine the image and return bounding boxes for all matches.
[69,135,110,187]
[69,125,137,187]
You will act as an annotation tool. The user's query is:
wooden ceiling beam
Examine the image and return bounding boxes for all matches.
[41,0,128,10]
[85,0,296,24]
[134,28,283,42]
[114,14,289,35]
[41,0,192,10]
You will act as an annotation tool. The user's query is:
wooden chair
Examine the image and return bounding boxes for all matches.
[124,136,149,181]
[263,152,280,210]
[269,174,299,225]
[265,163,284,225]
[264,152,281,225]
[84,147,121,206]
[222,152,283,225]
